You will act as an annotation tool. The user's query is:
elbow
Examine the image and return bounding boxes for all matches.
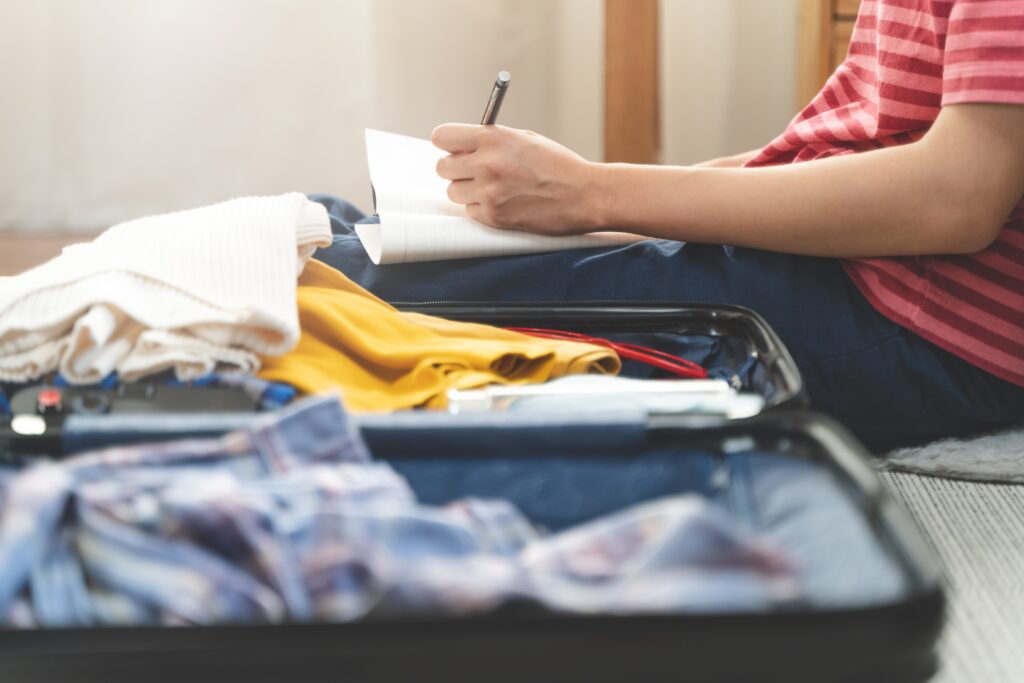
[925,199,1005,255]
[956,223,1003,254]
[951,214,1004,255]
[923,160,1018,254]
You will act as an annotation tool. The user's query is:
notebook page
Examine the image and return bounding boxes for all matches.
[360,129,644,264]
[365,129,463,218]
[356,213,641,265]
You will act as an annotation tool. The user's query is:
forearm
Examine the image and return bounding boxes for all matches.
[693,148,762,168]
[432,104,1024,255]
[590,142,988,257]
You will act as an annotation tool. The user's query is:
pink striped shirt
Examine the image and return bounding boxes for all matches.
[748,0,1024,388]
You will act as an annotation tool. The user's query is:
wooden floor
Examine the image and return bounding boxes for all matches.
[0,234,93,276]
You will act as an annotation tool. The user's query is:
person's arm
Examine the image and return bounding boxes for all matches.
[433,103,1024,258]
[693,148,762,168]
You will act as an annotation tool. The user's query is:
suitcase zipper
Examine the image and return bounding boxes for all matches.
[388,298,728,312]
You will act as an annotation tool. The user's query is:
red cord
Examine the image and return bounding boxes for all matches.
[505,327,708,379]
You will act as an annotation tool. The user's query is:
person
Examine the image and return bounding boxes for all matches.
[313,0,1024,452]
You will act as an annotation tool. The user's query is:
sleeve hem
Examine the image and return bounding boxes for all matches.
[942,91,1024,107]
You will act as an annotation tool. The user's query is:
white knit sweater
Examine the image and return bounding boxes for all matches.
[0,193,332,383]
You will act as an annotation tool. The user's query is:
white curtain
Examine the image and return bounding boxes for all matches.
[0,0,795,234]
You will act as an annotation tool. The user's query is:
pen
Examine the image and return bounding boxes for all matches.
[480,71,511,125]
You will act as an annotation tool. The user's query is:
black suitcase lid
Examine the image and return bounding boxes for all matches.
[392,301,808,417]
[2,301,803,460]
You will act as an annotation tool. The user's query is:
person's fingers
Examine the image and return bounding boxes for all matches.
[446,179,479,205]
[465,202,493,226]
[431,123,485,153]
[436,152,476,181]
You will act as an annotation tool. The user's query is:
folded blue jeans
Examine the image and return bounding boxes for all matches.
[310,194,1024,451]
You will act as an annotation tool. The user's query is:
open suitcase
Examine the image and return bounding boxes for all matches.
[0,302,945,683]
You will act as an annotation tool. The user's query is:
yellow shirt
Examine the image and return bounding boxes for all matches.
[258,260,620,412]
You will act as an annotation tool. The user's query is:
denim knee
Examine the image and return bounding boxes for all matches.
[307,194,368,235]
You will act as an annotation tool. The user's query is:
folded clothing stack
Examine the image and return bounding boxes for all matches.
[0,195,621,412]
[0,395,798,627]
[0,193,333,384]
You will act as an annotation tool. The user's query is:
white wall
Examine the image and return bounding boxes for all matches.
[662,0,799,164]
[0,0,798,233]
[1,0,378,231]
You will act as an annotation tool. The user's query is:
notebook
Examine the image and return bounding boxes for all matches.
[355,129,643,265]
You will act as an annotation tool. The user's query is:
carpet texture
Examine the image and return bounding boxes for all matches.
[880,427,1024,483]
[881,472,1024,683]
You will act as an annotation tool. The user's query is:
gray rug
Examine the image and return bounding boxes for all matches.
[880,472,1024,683]
[879,427,1024,483]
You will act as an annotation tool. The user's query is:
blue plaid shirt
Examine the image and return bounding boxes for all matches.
[0,395,798,627]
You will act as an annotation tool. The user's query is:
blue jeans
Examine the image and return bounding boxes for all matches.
[310,195,1024,452]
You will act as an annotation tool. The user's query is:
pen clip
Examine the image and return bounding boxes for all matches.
[481,71,511,126]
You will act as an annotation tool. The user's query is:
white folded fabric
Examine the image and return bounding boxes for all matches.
[0,193,332,384]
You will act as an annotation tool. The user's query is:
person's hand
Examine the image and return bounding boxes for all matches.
[432,124,607,235]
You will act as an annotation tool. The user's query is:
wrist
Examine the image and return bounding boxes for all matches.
[579,161,620,230]
[578,163,705,238]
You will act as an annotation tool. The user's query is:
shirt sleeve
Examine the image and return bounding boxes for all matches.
[943,0,1024,106]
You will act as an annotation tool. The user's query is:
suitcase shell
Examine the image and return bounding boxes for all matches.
[0,304,945,683]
